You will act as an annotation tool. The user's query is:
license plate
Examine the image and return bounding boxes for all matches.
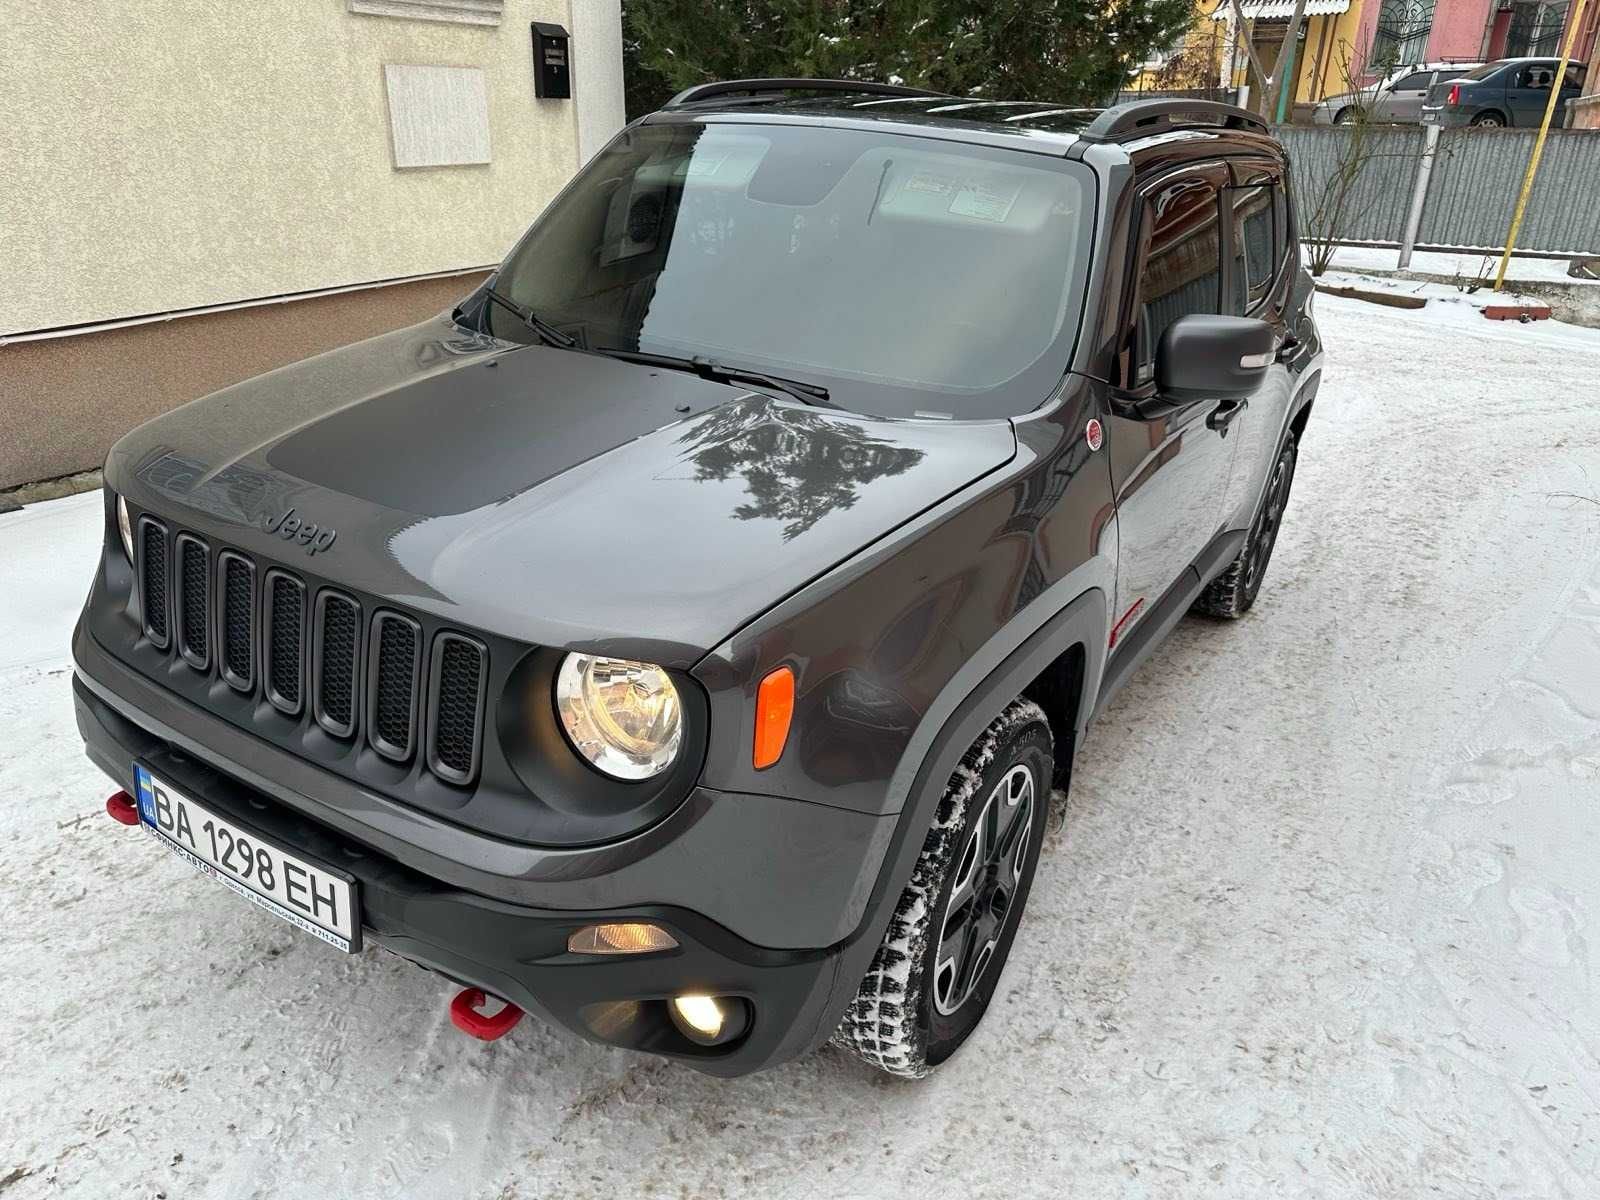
[1422,111,1439,123]
[134,763,360,952]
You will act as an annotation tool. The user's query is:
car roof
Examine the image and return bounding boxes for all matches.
[644,90,1281,165]
[646,94,1104,151]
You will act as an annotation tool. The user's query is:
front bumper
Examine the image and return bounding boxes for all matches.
[73,628,879,1076]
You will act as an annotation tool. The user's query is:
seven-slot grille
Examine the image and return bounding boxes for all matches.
[133,519,487,786]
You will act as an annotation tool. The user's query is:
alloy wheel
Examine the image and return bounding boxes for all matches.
[932,764,1036,1016]
[1245,449,1294,595]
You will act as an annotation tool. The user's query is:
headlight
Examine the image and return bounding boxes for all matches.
[555,654,682,780]
[116,494,135,563]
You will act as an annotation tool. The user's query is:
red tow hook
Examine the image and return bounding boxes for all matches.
[449,988,524,1041]
[106,790,141,826]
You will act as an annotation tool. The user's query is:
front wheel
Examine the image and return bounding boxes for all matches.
[832,699,1053,1077]
[1193,436,1298,619]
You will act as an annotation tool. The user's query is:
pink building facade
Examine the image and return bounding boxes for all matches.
[1348,0,1598,81]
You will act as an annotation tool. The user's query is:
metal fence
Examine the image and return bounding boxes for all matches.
[1275,124,1600,258]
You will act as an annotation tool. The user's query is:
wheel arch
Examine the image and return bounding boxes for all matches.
[800,587,1107,1054]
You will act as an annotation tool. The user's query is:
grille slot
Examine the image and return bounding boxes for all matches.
[263,570,307,715]
[218,551,257,693]
[138,518,170,649]
[426,633,488,786]
[313,591,362,738]
[175,534,210,671]
[367,611,421,762]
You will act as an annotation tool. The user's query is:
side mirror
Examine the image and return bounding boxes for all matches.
[1156,314,1275,403]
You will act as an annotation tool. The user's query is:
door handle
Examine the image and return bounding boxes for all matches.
[1207,398,1247,435]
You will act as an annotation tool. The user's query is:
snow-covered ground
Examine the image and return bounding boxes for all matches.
[3,294,1599,1199]
[1326,245,1600,286]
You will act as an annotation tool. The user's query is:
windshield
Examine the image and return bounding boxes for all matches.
[488,120,1094,418]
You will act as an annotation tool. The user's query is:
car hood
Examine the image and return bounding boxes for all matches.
[107,314,1017,666]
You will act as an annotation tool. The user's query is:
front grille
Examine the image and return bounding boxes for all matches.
[139,518,170,648]
[125,512,490,786]
[219,552,257,692]
[264,570,307,715]
[427,634,487,785]
[176,534,210,670]
[313,591,361,738]
[368,612,421,762]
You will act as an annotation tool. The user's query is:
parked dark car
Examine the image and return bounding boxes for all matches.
[73,83,1323,1078]
[1422,56,1588,127]
[1312,61,1483,125]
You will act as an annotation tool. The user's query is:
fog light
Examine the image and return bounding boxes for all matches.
[567,922,678,955]
[668,993,750,1047]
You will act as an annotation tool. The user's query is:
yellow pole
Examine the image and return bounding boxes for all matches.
[1494,0,1590,290]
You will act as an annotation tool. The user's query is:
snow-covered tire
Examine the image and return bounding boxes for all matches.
[832,699,1053,1077]
[1193,436,1298,619]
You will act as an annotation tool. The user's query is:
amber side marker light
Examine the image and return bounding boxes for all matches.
[567,922,679,955]
[753,666,795,769]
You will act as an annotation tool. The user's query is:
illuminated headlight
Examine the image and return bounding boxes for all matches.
[555,654,682,780]
[116,494,134,563]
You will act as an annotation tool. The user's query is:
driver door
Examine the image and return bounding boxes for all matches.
[1375,69,1434,122]
[1104,164,1239,647]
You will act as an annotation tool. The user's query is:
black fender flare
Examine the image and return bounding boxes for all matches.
[796,586,1108,1054]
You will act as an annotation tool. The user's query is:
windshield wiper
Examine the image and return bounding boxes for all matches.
[480,285,576,348]
[595,348,832,407]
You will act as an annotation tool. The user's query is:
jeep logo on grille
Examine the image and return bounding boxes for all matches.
[261,507,337,555]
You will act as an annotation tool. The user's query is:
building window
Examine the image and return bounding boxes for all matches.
[1507,1,1571,56]
[1370,0,1436,69]
[349,0,503,27]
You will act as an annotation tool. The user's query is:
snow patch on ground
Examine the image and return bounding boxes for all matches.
[4,296,1600,1197]
[1325,245,1600,286]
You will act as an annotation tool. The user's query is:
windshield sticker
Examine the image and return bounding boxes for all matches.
[903,172,956,196]
[678,150,733,178]
[948,177,1023,223]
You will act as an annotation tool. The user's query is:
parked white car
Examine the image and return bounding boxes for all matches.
[1311,61,1484,124]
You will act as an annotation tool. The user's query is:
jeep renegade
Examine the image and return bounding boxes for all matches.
[73,82,1323,1077]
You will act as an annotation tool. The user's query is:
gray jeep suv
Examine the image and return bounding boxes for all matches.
[73,82,1323,1077]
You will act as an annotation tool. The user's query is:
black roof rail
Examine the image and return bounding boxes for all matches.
[1078,98,1270,143]
[664,78,948,108]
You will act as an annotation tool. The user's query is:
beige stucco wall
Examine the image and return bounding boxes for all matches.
[0,0,601,335]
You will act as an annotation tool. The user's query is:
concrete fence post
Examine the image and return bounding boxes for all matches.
[1398,123,1441,269]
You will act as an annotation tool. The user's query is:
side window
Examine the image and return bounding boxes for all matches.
[1518,66,1555,90]
[1391,71,1432,92]
[1228,185,1276,313]
[1135,176,1222,377]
